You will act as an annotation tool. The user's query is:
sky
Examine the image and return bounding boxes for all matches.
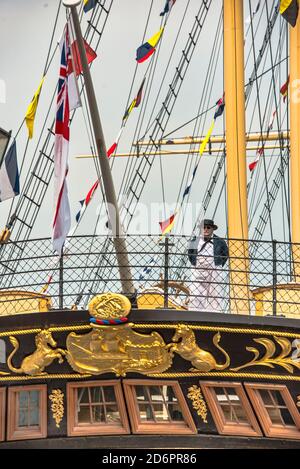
[0,0,289,241]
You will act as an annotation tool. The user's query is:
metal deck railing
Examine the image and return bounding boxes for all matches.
[0,235,299,318]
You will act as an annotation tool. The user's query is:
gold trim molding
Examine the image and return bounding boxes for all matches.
[187,385,208,423]
[0,373,92,382]
[49,389,64,428]
[0,323,300,339]
[1,371,300,382]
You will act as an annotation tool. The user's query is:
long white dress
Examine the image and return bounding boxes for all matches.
[189,238,223,312]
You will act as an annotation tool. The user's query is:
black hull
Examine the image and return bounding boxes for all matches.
[0,308,300,449]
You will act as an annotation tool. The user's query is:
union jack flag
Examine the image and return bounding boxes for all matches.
[52,25,71,255]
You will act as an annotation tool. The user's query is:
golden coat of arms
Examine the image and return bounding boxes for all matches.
[66,292,173,376]
[66,324,173,376]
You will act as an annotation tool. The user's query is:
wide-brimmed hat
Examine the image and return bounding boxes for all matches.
[202,219,218,230]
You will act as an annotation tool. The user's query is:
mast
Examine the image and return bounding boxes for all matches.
[63,0,135,296]
[224,0,250,314]
[290,19,300,280]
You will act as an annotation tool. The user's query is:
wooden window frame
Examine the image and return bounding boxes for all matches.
[7,384,47,441]
[200,381,262,437]
[245,383,300,439]
[0,388,5,442]
[123,379,197,434]
[67,380,130,436]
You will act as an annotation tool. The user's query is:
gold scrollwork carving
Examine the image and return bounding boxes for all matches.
[7,330,66,376]
[167,324,230,372]
[231,337,300,373]
[187,385,208,423]
[49,389,64,428]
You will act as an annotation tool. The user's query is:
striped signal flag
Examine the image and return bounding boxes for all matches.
[159,212,177,236]
[136,28,164,63]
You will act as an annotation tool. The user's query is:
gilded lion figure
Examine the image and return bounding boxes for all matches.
[168,324,230,372]
[7,330,66,376]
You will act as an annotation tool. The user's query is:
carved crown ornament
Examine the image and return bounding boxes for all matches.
[0,293,300,379]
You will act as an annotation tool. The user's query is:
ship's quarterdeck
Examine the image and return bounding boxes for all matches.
[1,0,300,454]
[0,235,299,448]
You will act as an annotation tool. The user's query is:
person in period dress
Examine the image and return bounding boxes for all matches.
[188,219,228,311]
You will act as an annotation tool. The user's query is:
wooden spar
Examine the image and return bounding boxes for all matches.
[224,0,250,315]
[132,131,289,147]
[76,144,289,159]
[290,19,300,280]
[63,0,135,296]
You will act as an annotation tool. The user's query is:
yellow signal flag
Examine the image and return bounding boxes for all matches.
[147,27,164,48]
[199,120,215,155]
[25,76,45,139]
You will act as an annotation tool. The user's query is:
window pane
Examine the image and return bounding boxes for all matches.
[138,403,154,421]
[161,386,178,403]
[168,404,184,421]
[265,406,284,425]
[90,387,103,404]
[257,389,296,427]
[75,386,123,427]
[149,386,163,402]
[221,403,249,424]
[77,405,91,424]
[280,409,295,426]
[220,404,237,423]
[135,386,148,401]
[259,389,273,406]
[78,388,89,404]
[152,403,169,421]
[29,391,39,407]
[103,386,116,403]
[215,387,239,403]
[17,390,40,427]
[18,391,28,409]
[265,405,295,426]
[272,390,286,407]
[91,405,105,423]
[106,405,121,423]
[234,406,249,424]
[29,407,39,426]
[18,408,28,427]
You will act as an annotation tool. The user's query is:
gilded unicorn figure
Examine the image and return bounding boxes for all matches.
[7,330,66,376]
